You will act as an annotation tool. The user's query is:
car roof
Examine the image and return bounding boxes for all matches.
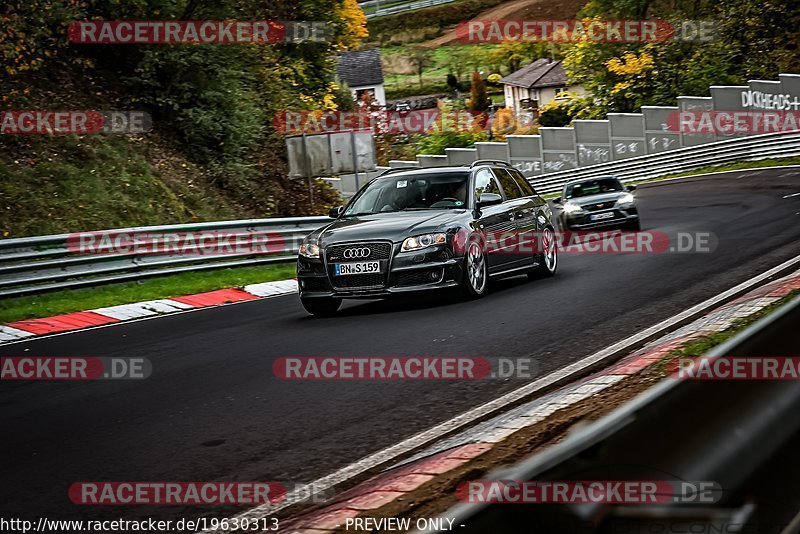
[565,175,620,185]
[377,166,473,179]
[379,163,517,178]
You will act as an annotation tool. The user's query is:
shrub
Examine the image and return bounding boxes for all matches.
[467,71,490,112]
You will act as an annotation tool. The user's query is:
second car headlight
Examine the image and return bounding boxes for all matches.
[299,240,321,259]
[401,233,446,252]
[563,202,585,214]
[616,192,635,206]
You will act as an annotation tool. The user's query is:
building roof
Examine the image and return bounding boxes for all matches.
[336,49,384,88]
[499,59,569,89]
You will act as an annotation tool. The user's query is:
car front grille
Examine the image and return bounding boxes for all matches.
[583,201,616,212]
[326,241,392,291]
[326,242,392,262]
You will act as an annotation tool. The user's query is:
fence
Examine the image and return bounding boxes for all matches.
[0,217,328,298]
[363,0,456,19]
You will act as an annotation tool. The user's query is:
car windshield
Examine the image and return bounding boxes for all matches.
[343,172,469,216]
[565,177,623,199]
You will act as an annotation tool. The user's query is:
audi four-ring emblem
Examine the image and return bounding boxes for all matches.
[342,247,371,259]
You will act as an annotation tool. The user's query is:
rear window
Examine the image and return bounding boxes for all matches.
[509,168,536,197]
[492,168,523,200]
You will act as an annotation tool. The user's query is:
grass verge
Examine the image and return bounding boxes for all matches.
[652,289,800,376]
[0,263,296,324]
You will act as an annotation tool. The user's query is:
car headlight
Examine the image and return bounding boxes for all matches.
[299,241,321,259]
[401,233,446,252]
[563,202,585,214]
[616,192,635,206]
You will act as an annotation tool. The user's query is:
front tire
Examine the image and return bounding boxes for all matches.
[529,226,558,279]
[301,297,341,317]
[461,239,488,299]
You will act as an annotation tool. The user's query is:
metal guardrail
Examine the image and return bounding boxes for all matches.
[529,129,800,195]
[0,217,330,298]
[420,291,800,533]
[365,0,455,18]
[2,130,797,298]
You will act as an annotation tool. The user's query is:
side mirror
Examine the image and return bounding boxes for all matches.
[477,193,503,207]
[552,196,562,204]
[626,185,636,191]
[329,205,344,218]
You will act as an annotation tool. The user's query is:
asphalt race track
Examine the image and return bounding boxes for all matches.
[2,168,799,522]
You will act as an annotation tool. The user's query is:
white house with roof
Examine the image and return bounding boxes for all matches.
[336,49,386,106]
[499,59,585,113]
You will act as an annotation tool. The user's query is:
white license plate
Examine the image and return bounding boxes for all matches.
[335,261,381,276]
[590,212,615,221]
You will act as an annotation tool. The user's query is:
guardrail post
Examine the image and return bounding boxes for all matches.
[506,135,543,178]
[677,96,716,146]
[445,148,478,165]
[574,120,611,166]
[540,127,577,174]
[416,154,448,167]
[608,113,646,161]
[388,160,420,168]
[779,74,800,126]
[475,142,510,163]
[710,85,750,138]
[642,106,680,154]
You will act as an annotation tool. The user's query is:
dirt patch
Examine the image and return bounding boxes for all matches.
[423,0,587,47]
[332,368,662,532]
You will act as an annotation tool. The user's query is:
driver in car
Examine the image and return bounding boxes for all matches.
[380,180,425,211]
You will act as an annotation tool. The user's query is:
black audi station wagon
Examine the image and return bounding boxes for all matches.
[296,161,557,316]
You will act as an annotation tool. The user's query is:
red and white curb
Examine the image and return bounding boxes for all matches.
[271,268,800,533]
[0,279,298,345]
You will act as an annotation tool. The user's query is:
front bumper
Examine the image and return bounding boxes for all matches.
[297,243,464,299]
[562,206,639,230]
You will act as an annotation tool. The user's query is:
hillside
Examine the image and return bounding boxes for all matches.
[424,0,587,47]
[0,0,360,238]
